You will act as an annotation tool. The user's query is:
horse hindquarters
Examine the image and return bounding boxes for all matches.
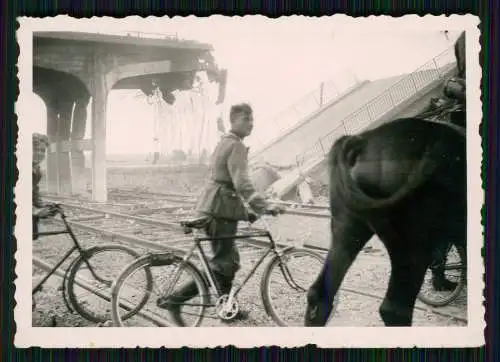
[305,213,373,326]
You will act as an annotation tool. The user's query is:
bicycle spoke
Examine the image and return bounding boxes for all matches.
[112,258,208,327]
[262,250,326,326]
[66,246,142,323]
[278,262,308,292]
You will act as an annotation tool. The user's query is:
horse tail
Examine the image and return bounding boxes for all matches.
[329,134,438,212]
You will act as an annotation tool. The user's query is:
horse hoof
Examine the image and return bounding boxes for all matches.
[308,305,318,320]
[304,304,330,327]
[379,300,412,326]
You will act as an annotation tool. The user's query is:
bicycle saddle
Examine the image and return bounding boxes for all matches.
[180,215,210,229]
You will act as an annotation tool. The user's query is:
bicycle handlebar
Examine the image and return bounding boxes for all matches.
[263,208,286,216]
[246,207,285,225]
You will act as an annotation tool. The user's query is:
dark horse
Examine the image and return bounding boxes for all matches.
[305,117,466,326]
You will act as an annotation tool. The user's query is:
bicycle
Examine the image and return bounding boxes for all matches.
[417,241,467,307]
[110,208,332,327]
[32,203,153,324]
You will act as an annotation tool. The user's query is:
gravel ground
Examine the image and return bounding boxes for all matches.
[32,167,467,327]
[32,208,466,328]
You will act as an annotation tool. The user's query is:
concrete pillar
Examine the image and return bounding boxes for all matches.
[71,97,89,193]
[152,87,161,165]
[57,100,74,194]
[46,104,59,194]
[90,53,110,202]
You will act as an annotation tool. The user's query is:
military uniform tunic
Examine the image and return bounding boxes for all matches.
[193,132,268,293]
[195,132,268,216]
[32,163,43,239]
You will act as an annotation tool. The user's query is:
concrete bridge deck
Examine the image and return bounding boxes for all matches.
[33,31,226,202]
[248,47,458,199]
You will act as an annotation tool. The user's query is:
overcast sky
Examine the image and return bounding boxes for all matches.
[30,17,461,155]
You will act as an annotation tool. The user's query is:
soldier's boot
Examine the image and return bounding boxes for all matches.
[156,281,199,327]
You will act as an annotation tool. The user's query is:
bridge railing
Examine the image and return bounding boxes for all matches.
[268,77,358,136]
[250,75,361,162]
[294,46,457,170]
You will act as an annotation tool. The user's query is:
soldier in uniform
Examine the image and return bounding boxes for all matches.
[157,103,283,325]
[444,30,466,124]
[32,133,55,240]
[429,31,467,291]
[421,31,466,128]
[454,31,466,81]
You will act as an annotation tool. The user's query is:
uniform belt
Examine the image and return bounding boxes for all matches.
[211,180,235,190]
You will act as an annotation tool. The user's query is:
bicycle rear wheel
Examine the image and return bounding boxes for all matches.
[111,252,209,327]
[417,244,467,307]
[66,244,150,323]
[261,248,329,327]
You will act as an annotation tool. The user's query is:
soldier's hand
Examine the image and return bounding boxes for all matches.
[35,206,57,219]
[266,204,286,216]
[247,212,259,223]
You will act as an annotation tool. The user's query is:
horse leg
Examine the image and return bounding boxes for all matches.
[379,247,430,326]
[305,214,373,326]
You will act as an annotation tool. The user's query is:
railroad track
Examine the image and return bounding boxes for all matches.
[41,194,377,257]
[33,195,467,326]
[42,188,330,217]
[39,199,270,256]
[41,190,331,249]
[43,188,465,271]
[106,188,331,218]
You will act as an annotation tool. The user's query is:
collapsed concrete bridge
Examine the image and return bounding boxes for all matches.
[248,46,458,202]
[33,31,226,202]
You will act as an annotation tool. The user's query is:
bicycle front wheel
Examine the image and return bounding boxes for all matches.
[111,252,209,327]
[261,248,327,327]
[417,244,467,307]
[66,244,150,324]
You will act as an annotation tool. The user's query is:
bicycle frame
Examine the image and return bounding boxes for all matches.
[32,207,108,294]
[170,215,297,308]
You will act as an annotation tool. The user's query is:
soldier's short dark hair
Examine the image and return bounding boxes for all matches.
[229,103,252,123]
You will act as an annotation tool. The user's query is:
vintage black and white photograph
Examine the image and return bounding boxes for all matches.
[15,15,483,348]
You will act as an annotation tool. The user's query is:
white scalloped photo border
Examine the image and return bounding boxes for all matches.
[14,14,484,348]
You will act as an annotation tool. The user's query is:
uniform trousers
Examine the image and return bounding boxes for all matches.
[167,216,241,303]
